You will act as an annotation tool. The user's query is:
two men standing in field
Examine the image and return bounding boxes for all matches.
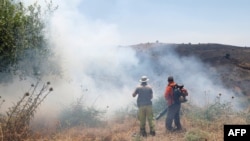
[132,75,188,137]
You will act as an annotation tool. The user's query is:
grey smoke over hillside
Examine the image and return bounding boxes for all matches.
[132,44,237,106]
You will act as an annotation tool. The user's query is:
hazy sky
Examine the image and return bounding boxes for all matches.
[21,0,250,47]
[67,0,250,47]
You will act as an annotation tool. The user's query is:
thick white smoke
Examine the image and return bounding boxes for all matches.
[44,0,139,114]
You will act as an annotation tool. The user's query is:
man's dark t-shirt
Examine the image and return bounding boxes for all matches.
[133,84,153,107]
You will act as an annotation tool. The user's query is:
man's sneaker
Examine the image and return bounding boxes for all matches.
[150,131,156,136]
[172,127,185,133]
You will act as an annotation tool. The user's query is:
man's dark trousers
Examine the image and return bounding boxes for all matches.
[165,104,181,131]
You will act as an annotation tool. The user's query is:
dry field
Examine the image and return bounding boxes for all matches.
[7,102,248,141]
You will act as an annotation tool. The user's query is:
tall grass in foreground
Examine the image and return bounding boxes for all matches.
[182,93,250,141]
[0,81,53,141]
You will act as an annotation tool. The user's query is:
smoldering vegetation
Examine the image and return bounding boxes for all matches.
[1,4,248,136]
[1,1,249,140]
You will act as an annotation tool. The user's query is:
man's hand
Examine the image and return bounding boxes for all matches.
[132,93,137,97]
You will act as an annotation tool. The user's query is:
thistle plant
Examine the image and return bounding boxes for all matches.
[0,97,5,109]
[2,80,54,141]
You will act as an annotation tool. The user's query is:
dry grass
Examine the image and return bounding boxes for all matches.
[17,108,248,141]
[1,81,249,141]
[0,111,248,141]
[1,103,249,141]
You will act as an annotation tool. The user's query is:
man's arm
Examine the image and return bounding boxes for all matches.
[164,86,169,100]
[132,88,138,97]
[164,86,173,105]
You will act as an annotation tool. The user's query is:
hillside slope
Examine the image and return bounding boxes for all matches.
[131,43,250,97]
[176,43,250,96]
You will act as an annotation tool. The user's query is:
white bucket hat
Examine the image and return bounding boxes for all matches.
[139,76,149,82]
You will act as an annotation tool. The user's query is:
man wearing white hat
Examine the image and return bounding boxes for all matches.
[132,76,156,137]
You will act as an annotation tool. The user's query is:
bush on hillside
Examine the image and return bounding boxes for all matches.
[58,95,106,128]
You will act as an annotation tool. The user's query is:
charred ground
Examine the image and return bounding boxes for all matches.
[131,42,250,97]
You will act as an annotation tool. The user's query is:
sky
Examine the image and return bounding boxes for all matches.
[56,0,250,47]
[22,0,250,46]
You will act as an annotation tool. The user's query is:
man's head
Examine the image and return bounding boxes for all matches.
[139,76,149,83]
[167,76,174,82]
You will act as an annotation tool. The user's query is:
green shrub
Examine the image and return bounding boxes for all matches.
[0,0,58,81]
[59,95,106,128]
[153,96,167,115]
[185,95,233,122]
